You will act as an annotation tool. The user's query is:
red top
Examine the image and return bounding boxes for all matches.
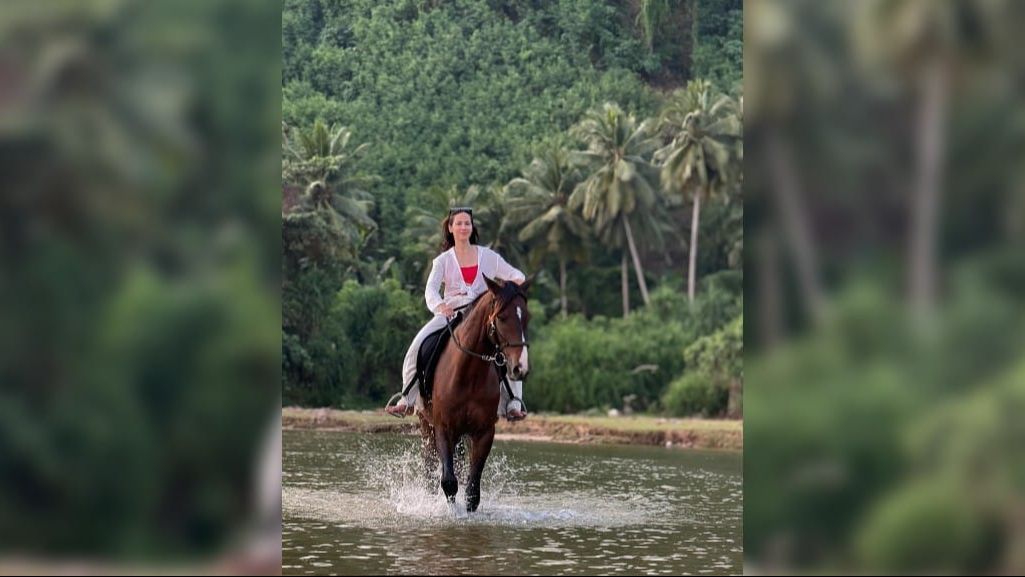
[460,265,478,285]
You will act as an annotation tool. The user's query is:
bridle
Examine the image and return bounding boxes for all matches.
[447,291,528,368]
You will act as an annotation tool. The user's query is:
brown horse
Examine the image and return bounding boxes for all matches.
[417,276,531,512]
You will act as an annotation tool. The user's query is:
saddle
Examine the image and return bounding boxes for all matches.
[406,309,466,404]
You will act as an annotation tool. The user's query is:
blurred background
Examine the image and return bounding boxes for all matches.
[0,0,281,573]
[746,0,1025,573]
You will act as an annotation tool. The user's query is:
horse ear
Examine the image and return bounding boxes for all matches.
[484,275,502,293]
[520,273,537,294]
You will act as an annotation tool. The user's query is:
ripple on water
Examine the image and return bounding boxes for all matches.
[284,431,741,576]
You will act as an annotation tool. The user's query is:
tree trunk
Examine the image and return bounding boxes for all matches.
[687,192,702,302]
[623,217,650,306]
[621,252,630,318]
[909,58,948,320]
[727,378,743,419]
[559,256,568,318]
[767,128,825,325]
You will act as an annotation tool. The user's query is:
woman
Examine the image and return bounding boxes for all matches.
[385,207,528,420]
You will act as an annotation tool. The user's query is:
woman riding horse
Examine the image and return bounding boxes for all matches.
[385,207,528,420]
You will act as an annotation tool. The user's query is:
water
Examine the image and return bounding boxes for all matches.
[283,430,742,575]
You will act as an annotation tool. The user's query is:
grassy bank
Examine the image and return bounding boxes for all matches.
[282,407,742,451]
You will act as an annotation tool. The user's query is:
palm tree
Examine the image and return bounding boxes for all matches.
[506,147,589,317]
[282,120,376,264]
[569,103,661,317]
[746,0,835,328]
[854,0,1003,319]
[656,80,741,302]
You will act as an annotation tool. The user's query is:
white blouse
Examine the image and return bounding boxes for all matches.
[424,245,525,315]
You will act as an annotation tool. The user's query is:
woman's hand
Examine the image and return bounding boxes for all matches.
[438,303,455,318]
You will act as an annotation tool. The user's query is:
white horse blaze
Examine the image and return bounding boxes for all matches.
[516,307,529,373]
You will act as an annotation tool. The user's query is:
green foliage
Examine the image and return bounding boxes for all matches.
[528,312,689,413]
[691,0,743,92]
[855,478,997,573]
[637,0,671,52]
[746,261,1025,568]
[329,279,428,405]
[657,80,742,202]
[530,282,740,413]
[663,312,741,417]
[284,280,428,408]
[686,269,744,333]
[545,0,657,72]
[851,356,1025,573]
[282,265,343,341]
[566,262,638,318]
[663,372,727,417]
[283,0,665,280]
[745,346,914,564]
[1,261,279,556]
[282,2,659,186]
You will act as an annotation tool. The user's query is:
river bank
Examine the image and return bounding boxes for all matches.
[283,407,742,451]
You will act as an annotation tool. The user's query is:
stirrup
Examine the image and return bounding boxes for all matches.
[384,393,412,418]
[505,398,528,422]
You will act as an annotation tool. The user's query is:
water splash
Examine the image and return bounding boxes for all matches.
[283,436,649,528]
[352,436,517,517]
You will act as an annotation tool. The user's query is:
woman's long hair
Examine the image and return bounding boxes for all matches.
[440,208,479,251]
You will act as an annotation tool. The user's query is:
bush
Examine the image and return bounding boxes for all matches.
[528,312,689,413]
[663,372,727,417]
[317,279,428,407]
[662,312,741,417]
[856,479,997,573]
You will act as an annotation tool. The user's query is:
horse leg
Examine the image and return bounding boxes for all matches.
[434,427,458,503]
[465,427,495,513]
[418,418,439,491]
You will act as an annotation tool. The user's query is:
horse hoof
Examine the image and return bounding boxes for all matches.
[441,478,458,499]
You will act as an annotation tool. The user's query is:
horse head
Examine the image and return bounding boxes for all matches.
[483,275,532,382]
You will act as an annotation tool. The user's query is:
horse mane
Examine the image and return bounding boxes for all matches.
[453,291,492,348]
[456,279,522,345]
